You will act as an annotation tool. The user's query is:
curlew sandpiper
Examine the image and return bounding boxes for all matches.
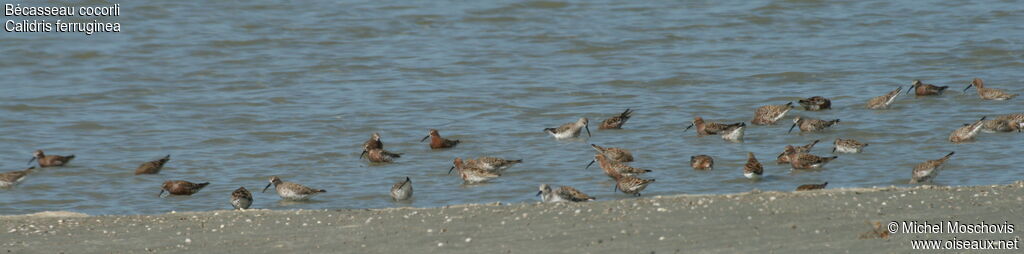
[159,180,209,197]
[685,116,745,136]
[796,182,828,191]
[263,176,325,201]
[744,152,763,179]
[135,154,170,175]
[28,150,74,167]
[964,78,1017,100]
[588,154,651,178]
[465,157,522,173]
[544,117,591,139]
[866,87,902,109]
[784,145,838,169]
[788,117,839,133]
[751,102,794,125]
[832,138,867,153]
[391,177,413,201]
[910,151,955,184]
[421,129,459,149]
[0,167,35,188]
[231,186,253,210]
[798,96,832,111]
[689,155,714,171]
[776,140,819,164]
[449,157,501,184]
[591,144,633,162]
[537,184,595,203]
[719,122,746,142]
[614,175,655,196]
[908,80,948,96]
[360,132,383,158]
[949,117,986,143]
[599,108,633,129]
[364,148,401,163]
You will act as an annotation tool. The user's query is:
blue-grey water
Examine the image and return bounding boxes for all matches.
[1,0,1022,215]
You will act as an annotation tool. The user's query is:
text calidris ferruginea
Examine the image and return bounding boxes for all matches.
[364,148,402,163]
[263,176,325,201]
[776,140,819,164]
[159,180,209,197]
[135,154,170,175]
[544,117,591,139]
[449,158,501,184]
[231,186,253,210]
[744,152,763,179]
[591,144,633,162]
[421,129,460,149]
[690,155,713,171]
[910,151,955,184]
[751,102,794,125]
[28,150,74,167]
[796,182,828,191]
[0,167,35,188]
[599,108,633,129]
[614,175,655,196]
[685,116,744,136]
[949,116,986,143]
[360,132,384,158]
[587,154,651,178]
[537,184,595,203]
[908,80,948,96]
[788,116,839,133]
[964,78,1017,100]
[832,138,868,153]
[391,177,413,201]
[784,145,838,170]
[866,87,902,109]
[798,96,832,111]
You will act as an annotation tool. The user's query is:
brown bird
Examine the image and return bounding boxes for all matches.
[599,108,633,129]
[996,113,1024,132]
[537,184,595,203]
[866,87,902,109]
[743,152,763,179]
[587,154,651,178]
[590,144,633,162]
[28,150,74,167]
[690,155,714,171]
[391,177,413,201]
[796,182,828,191]
[360,132,383,158]
[230,186,253,210]
[788,117,840,133]
[449,158,501,184]
[464,157,522,173]
[949,117,986,143]
[263,176,326,201]
[907,80,948,96]
[159,180,209,197]
[614,175,655,196]
[777,140,820,164]
[784,145,838,169]
[798,96,832,111]
[364,148,401,163]
[910,151,955,184]
[980,119,1014,133]
[0,167,35,188]
[545,117,591,139]
[964,78,1017,100]
[134,155,171,175]
[751,102,794,125]
[420,129,460,149]
[832,138,868,153]
[685,116,744,136]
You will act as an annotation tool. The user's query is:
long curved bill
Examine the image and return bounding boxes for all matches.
[684,123,694,131]
[420,136,430,142]
[158,189,165,198]
[963,83,973,93]
[262,182,273,193]
[585,160,595,169]
[359,150,368,159]
[585,125,591,137]
[27,157,37,165]
[448,166,456,175]
[905,86,913,94]
[535,191,543,196]
[788,123,798,133]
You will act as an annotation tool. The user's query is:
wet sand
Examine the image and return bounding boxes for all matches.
[3,182,1023,253]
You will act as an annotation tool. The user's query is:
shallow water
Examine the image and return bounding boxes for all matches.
[1,0,1022,215]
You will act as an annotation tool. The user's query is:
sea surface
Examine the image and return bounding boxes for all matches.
[1,0,1022,215]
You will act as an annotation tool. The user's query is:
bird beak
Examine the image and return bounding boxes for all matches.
[586,160,595,169]
[262,182,273,193]
[905,86,912,94]
[448,166,455,175]
[585,125,591,137]
[359,150,367,159]
[963,83,973,92]
[158,189,165,198]
[535,191,543,196]
[420,136,429,142]
[684,123,693,131]
[788,123,798,133]
[27,157,36,165]
[832,147,836,153]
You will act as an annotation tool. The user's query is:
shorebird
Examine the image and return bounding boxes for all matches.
[449,157,501,184]
[263,176,325,201]
[391,177,413,201]
[364,148,401,163]
[690,155,714,171]
[159,180,209,197]
[980,119,1013,133]
[964,78,1017,100]
[832,138,868,153]
[751,102,794,125]
[614,175,655,196]
[719,122,746,142]
[910,151,955,184]
[421,129,460,149]
[949,117,986,143]
[908,80,948,96]
[544,117,591,139]
[465,157,522,173]
[685,116,745,136]
[230,187,253,210]
[784,145,838,169]
[776,140,819,164]
[0,167,34,188]
[866,87,902,109]
[788,116,840,133]
[599,108,633,129]
[996,113,1024,132]
[28,150,74,167]
[360,132,383,158]
[798,96,832,111]
[744,152,763,179]
[590,144,633,162]
[134,154,170,175]
[587,154,651,178]
[796,182,828,191]
[537,184,595,203]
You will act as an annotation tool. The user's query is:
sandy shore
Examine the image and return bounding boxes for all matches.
[3,182,1023,253]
